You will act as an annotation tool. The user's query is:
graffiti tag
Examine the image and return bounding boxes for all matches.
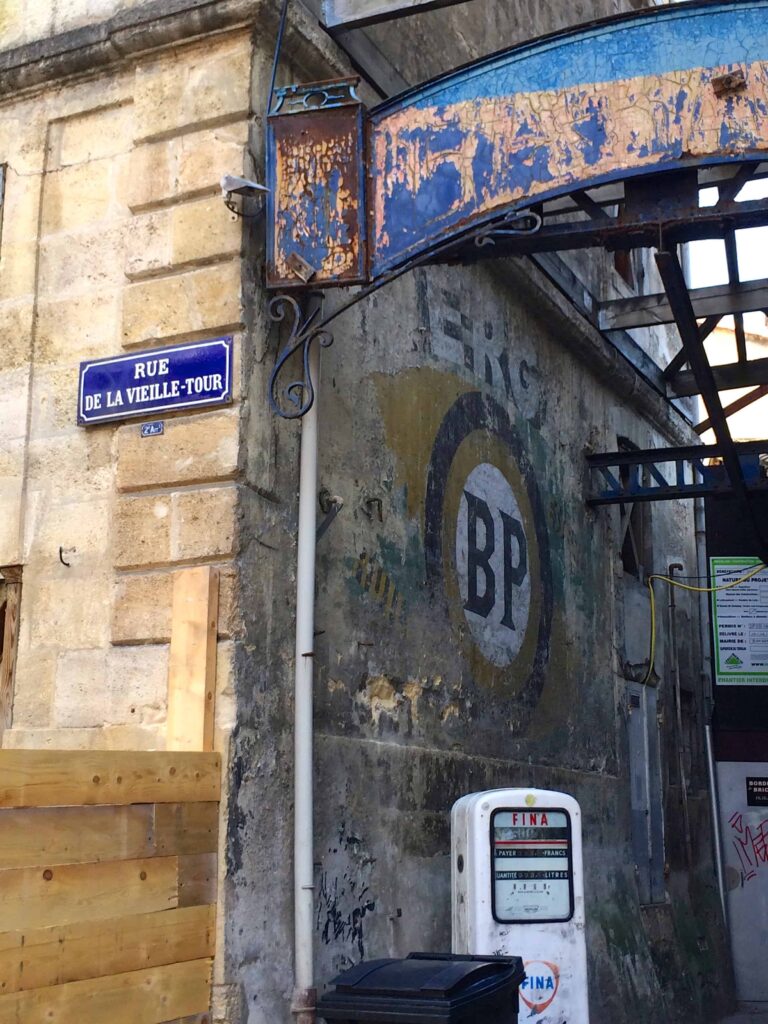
[729,811,768,882]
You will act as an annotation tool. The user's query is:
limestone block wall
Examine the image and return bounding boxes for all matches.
[0,29,252,752]
[0,0,149,50]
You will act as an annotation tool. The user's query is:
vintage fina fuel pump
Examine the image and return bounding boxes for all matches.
[452,789,589,1023]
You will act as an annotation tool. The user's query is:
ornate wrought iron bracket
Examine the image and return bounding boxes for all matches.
[474,210,543,248]
[268,294,334,419]
[267,213,543,419]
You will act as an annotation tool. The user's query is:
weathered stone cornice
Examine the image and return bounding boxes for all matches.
[0,0,347,100]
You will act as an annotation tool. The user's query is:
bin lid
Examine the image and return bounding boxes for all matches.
[332,953,522,999]
[318,952,525,1023]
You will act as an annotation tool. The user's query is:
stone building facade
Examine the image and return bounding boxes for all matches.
[0,1,734,1022]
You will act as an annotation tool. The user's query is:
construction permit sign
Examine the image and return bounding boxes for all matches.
[710,557,768,686]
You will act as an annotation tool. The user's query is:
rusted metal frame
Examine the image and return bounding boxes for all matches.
[655,250,768,558]
[269,5,768,420]
[521,168,768,259]
[322,0,474,31]
[723,227,748,361]
[662,315,720,380]
[695,384,768,435]
[454,195,768,258]
[439,165,768,263]
[544,166,765,220]
[571,190,614,223]
[587,440,768,505]
[268,218,538,417]
[266,79,367,290]
[672,356,768,397]
[715,161,761,208]
[530,252,666,394]
[598,280,768,331]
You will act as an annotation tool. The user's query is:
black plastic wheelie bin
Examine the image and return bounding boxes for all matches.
[317,951,525,1024]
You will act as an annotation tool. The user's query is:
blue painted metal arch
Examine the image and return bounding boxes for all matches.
[367,0,768,278]
[267,1,768,289]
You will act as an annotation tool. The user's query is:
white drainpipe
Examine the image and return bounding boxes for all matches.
[292,339,320,1024]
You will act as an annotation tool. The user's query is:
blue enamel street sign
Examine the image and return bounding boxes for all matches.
[141,421,165,437]
[78,337,232,425]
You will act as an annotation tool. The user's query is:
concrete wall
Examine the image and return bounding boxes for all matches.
[232,262,731,1023]
[227,5,731,1024]
[0,1,734,1023]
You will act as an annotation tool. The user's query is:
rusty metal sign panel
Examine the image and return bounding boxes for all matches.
[267,1,768,288]
[267,79,366,289]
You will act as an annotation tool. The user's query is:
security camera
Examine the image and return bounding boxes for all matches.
[221,174,270,198]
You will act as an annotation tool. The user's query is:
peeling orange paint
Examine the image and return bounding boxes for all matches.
[371,59,768,268]
[269,103,365,288]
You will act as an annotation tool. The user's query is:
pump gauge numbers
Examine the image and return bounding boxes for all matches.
[491,809,574,923]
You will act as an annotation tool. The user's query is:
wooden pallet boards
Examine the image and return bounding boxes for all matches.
[167,566,219,753]
[0,800,218,870]
[0,905,215,995]
[0,750,220,807]
[0,742,221,1019]
[0,804,154,870]
[0,856,179,931]
[0,959,213,1024]
[155,802,218,857]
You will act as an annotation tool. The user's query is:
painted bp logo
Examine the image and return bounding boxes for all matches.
[425,391,551,711]
[456,462,531,667]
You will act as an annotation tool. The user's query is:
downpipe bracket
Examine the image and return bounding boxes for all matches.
[291,986,317,1024]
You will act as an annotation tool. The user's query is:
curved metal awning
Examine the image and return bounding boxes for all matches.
[268,0,768,286]
[264,0,768,550]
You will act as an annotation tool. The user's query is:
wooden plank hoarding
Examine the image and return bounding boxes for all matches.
[0,749,220,1023]
[0,750,220,807]
[167,566,219,753]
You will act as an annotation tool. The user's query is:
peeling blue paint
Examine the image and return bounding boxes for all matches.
[375,3,768,110]
[367,1,768,278]
[268,1,768,288]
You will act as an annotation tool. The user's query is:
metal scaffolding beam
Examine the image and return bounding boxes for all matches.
[599,278,768,331]
[587,440,768,505]
[695,385,768,435]
[671,357,768,397]
[656,250,768,557]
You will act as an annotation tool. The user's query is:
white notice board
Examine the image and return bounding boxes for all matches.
[711,557,768,686]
